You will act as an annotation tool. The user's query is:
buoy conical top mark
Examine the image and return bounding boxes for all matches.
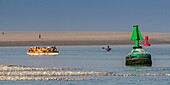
[130,25,143,47]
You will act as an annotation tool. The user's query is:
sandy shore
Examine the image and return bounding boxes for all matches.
[0,32,170,46]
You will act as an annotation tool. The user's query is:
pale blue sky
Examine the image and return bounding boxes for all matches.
[0,0,170,32]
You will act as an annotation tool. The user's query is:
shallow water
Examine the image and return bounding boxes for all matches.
[0,45,170,85]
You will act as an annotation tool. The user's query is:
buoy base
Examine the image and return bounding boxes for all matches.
[126,57,152,66]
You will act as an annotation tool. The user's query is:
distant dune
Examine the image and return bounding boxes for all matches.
[0,32,170,46]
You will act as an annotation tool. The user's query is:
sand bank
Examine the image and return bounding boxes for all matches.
[0,32,170,46]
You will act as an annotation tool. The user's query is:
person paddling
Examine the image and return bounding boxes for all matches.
[102,46,111,51]
[106,46,111,51]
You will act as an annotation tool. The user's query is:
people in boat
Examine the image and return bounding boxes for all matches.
[28,46,59,53]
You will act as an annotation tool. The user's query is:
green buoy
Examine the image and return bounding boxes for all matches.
[126,25,152,66]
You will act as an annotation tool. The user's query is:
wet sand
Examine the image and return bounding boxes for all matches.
[0,32,170,46]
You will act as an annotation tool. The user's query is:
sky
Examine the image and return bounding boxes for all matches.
[0,0,170,32]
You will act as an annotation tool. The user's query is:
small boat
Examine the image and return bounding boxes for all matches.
[27,46,60,56]
[27,51,60,56]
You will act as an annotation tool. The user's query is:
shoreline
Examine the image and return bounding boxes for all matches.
[0,32,170,46]
[0,40,170,47]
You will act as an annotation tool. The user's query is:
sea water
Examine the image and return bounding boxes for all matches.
[0,45,169,85]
